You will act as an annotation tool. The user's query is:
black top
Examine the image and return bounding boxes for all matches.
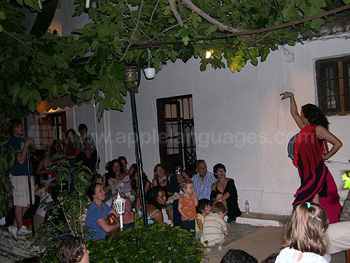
[210,179,242,219]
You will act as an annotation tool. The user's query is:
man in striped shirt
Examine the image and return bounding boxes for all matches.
[192,160,217,200]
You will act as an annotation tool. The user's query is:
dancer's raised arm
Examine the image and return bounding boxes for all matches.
[280,92,304,129]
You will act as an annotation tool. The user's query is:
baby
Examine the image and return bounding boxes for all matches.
[201,201,228,251]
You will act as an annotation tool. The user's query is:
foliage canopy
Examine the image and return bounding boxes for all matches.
[1,0,350,119]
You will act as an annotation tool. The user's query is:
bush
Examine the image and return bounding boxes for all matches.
[89,222,202,263]
[0,118,15,218]
[42,221,203,263]
[35,159,91,251]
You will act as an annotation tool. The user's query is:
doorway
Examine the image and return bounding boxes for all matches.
[156,95,197,173]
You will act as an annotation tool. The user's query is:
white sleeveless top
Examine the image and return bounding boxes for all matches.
[275,247,328,263]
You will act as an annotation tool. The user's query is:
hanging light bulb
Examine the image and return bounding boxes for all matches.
[205,50,213,59]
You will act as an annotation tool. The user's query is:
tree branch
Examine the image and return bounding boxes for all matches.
[124,0,150,41]
[137,0,161,42]
[121,0,145,61]
[2,29,50,76]
[178,0,198,35]
[181,0,244,33]
[130,4,350,50]
[148,24,180,42]
[169,0,188,28]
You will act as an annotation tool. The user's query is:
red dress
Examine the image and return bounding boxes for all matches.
[292,125,341,223]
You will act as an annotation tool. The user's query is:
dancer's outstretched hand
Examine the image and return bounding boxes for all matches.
[280,92,294,100]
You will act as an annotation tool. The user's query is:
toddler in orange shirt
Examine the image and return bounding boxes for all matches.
[178,179,198,235]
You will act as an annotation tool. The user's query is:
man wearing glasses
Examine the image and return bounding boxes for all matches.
[192,160,216,200]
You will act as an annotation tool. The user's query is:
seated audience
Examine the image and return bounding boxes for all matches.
[90,174,103,185]
[138,186,167,224]
[34,183,52,233]
[118,156,128,174]
[51,139,65,159]
[201,201,228,251]
[195,199,212,239]
[85,183,120,240]
[76,138,98,175]
[128,163,137,177]
[36,148,56,191]
[220,249,258,263]
[211,163,241,223]
[178,179,198,235]
[64,129,78,168]
[172,163,187,227]
[193,159,216,200]
[275,202,329,263]
[55,235,89,263]
[77,123,96,152]
[123,197,135,228]
[131,166,151,211]
[103,159,130,200]
[152,163,177,224]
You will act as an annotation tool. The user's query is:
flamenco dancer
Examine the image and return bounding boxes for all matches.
[281,92,342,223]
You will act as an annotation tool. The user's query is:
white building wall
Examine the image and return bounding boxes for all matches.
[102,35,350,215]
[32,5,350,215]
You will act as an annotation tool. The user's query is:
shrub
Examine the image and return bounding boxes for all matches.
[0,118,15,218]
[42,221,203,263]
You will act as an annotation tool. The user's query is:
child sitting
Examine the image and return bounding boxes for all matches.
[178,179,198,234]
[195,199,211,239]
[275,202,329,263]
[201,201,229,251]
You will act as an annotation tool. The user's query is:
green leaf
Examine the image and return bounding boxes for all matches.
[345,180,350,189]
[163,6,171,15]
[282,4,295,22]
[32,89,41,103]
[182,36,190,46]
[205,24,218,36]
[0,11,5,20]
[178,28,188,38]
[111,63,126,80]
[0,25,3,32]
[310,18,324,31]
[250,56,258,66]
[66,79,80,90]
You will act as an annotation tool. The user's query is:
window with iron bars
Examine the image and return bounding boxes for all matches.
[316,55,350,116]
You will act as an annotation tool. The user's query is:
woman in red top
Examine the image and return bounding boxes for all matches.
[281,92,342,223]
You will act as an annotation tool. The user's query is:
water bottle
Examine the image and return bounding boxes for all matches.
[245,200,249,214]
